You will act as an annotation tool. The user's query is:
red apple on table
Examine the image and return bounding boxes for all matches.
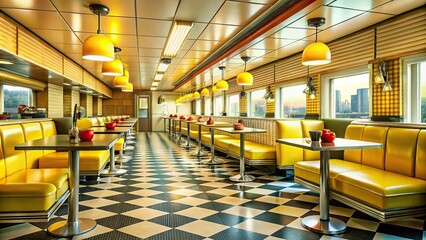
[105,122,116,129]
[187,116,193,121]
[198,116,205,122]
[169,114,173,117]
[207,118,214,125]
[79,129,94,141]
[179,116,186,120]
[113,119,120,123]
[238,119,244,124]
[321,129,336,142]
[120,118,125,121]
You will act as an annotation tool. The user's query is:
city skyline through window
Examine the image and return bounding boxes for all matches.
[281,84,306,118]
[333,73,369,118]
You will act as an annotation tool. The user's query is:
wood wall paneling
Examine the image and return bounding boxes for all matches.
[47,83,63,118]
[0,14,17,54]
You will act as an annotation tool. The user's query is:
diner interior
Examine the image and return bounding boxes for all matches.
[0,0,425,239]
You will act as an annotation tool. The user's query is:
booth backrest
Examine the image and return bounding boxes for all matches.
[300,120,324,160]
[0,128,5,179]
[40,121,57,155]
[0,125,26,177]
[96,117,105,126]
[77,118,93,129]
[89,118,98,126]
[21,123,44,169]
[343,123,426,180]
[106,116,112,122]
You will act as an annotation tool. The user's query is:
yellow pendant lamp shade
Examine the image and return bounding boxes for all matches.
[82,34,115,61]
[102,58,124,76]
[122,82,133,92]
[301,17,331,66]
[82,4,115,62]
[301,42,331,65]
[113,70,129,87]
[236,72,253,85]
[193,91,200,99]
[216,80,228,90]
[200,88,209,97]
[212,85,218,93]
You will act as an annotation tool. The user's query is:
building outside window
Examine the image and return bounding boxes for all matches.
[214,96,223,116]
[227,94,239,116]
[3,85,31,114]
[321,71,369,119]
[204,98,211,116]
[249,89,266,117]
[280,84,306,118]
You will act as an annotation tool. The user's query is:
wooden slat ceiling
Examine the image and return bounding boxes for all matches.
[0,0,423,92]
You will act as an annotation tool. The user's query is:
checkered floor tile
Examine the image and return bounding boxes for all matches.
[0,132,425,240]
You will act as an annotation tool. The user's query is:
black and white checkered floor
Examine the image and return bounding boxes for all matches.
[1,132,425,240]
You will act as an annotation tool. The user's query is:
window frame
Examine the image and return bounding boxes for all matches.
[204,97,211,116]
[402,53,426,123]
[213,95,223,116]
[195,99,201,116]
[320,66,370,119]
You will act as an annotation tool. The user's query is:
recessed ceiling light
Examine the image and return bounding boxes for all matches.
[152,81,160,87]
[63,82,72,86]
[154,73,164,81]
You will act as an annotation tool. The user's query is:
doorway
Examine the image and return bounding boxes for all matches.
[135,95,151,132]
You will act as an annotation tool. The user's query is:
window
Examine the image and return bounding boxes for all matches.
[321,68,369,119]
[3,85,31,114]
[403,55,426,123]
[205,98,211,116]
[195,100,201,116]
[214,96,223,116]
[280,84,306,118]
[227,94,239,116]
[249,89,266,117]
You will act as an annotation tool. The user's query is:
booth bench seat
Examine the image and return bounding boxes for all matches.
[294,122,426,222]
[0,122,70,222]
[227,141,276,165]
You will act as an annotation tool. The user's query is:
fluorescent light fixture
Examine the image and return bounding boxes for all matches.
[157,58,171,72]
[154,73,164,81]
[0,59,13,64]
[63,82,72,86]
[152,81,160,87]
[163,21,193,57]
[150,87,157,91]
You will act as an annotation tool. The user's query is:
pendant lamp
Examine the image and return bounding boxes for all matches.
[237,56,253,85]
[201,87,209,97]
[193,90,200,99]
[113,69,129,87]
[82,4,115,61]
[302,18,331,66]
[122,82,133,92]
[216,66,228,90]
[102,47,124,76]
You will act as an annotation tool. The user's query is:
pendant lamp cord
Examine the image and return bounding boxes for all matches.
[315,26,318,42]
[97,12,101,34]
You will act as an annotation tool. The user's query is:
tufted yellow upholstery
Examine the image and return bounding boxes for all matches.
[190,130,209,139]
[385,128,419,177]
[301,120,324,160]
[0,123,69,214]
[342,125,364,164]
[21,123,44,169]
[97,117,105,126]
[416,130,426,180]
[361,126,388,169]
[215,138,240,150]
[89,117,98,126]
[275,121,303,167]
[228,141,276,160]
[181,127,189,135]
[39,150,109,172]
[40,121,57,156]
[201,134,231,144]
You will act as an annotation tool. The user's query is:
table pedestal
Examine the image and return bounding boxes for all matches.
[191,125,208,157]
[229,133,254,182]
[300,151,346,235]
[201,128,224,165]
[101,146,127,177]
[48,150,96,237]
[181,122,195,148]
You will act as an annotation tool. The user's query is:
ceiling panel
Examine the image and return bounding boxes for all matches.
[137,19,172,37]
[271,27,317,40]
[190,40,222,51]
[52,0,136,17]
[62,12,136,35]
[138,48,163,57]
[31,29,81,45]
[198,24,241,41]
[250,37,298,50]
[0,0,54,10]
[230,0,279,4]
[371,0,425,14]
[326,0,393,11]
[137,36,167,49]
[211,1,269,25]
[183,50,211,59]
[175,0,225,23]
[136,0,179,20]
[2,9,69,30]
